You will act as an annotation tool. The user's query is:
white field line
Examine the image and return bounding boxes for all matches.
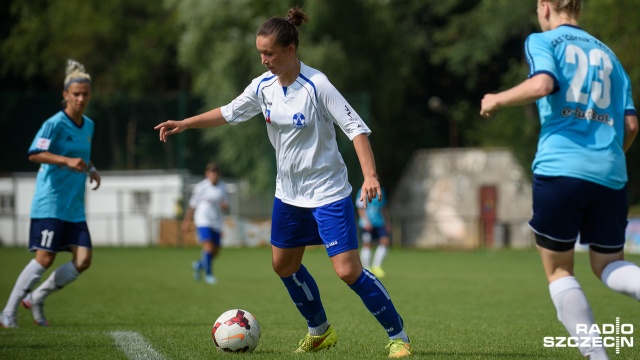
[109,331,165,360]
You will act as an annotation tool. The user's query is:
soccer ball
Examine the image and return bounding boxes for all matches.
[212,309,261,352]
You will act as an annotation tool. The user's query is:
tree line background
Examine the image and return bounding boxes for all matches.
[2,0,639,207]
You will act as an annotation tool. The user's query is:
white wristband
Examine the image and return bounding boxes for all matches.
[88,165,97,173]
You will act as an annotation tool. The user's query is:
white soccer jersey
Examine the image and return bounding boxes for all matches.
[189,179,228,230]
[221,62,371,208]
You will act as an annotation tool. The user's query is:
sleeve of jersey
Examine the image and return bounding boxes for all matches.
[317,77,371,141]
[220,84,262,125]
[188,183,201,209]
[623,73,637,116]
[28,120,56,155]
[524,34,559,92]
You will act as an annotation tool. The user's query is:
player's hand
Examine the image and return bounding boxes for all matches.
[154,120,187,142]
[89,170,101,190]
[359,176,382,208]
[480,94,500,117]
[181,221,191,234]
[66,157,88,172]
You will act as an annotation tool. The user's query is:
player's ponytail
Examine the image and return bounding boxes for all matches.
[257,6,309,50]
[61,59,91,108]
[546,0,581,19]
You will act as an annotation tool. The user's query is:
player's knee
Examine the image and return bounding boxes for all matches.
[334,267,360,285]
[75,257,91,272]
[35,252,56,269]
[272,261,296,278]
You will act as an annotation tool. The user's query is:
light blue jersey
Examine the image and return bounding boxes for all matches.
[28,111,95,222]
[355,188,387,228]
[525,25,636,189]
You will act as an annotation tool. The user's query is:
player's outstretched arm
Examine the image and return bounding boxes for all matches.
[154,107,228,142]
[353,134,381,207]
[480,74,555,117]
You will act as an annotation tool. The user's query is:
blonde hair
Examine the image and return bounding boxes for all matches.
[545,0,581,19]
[63,59,91,90]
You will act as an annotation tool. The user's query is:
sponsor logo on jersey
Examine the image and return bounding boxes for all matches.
[561,106,613,126]
[35,138,51,150]
[292,112,306,129]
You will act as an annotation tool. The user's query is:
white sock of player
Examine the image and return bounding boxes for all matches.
[31,261,79,304]
[372,245,387,268]
[309,321,329,336]
[360,247,371,269]
[2,259,45,314]
[549,276,607,358]
[601,260,640,300]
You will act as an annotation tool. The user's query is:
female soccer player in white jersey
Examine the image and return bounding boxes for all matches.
[155,6,411,358]
[480,1,639,359]
[1,60,101,328]
[182,163,229,285]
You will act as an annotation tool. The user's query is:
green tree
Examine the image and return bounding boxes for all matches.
[1,0,185,170]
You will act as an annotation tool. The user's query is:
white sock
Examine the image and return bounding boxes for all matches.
[372,245,387,268]
[389,329,410,343]
[549,276,607,358]
[31,261,79,304]
[601,261,640,300]
[308,321,329,336]
[360,247,371,269]
[2,259,46,314]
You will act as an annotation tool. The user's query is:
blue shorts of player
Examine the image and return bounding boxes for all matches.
[271,197,358,257]
[29,218,92,253]
[361,226,389,244]
[529,175,627,253]
[196,227,221,246]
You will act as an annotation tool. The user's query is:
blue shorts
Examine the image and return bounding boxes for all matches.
[196,227,221,246]
[271,197,358,257]
[528,175,628,250]
[361,226,389,244]
[29,218,92,253]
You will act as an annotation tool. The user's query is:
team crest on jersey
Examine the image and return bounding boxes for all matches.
[292,112,306,129]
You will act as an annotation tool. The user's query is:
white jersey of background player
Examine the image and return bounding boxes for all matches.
[222,62,370,207]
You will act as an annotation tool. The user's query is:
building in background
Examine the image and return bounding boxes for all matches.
[0,170,272,248]
[391,148,534,249]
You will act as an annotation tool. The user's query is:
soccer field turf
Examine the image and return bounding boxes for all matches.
[1,246,638,359]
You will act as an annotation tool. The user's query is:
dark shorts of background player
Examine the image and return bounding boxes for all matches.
[529,175,627,254]
[196,227,222,246]
[361,226,389,244]
[29,218,92,253]
[270,197,358,257]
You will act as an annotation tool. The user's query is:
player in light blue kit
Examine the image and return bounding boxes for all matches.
[355,187,392,278]
[1,60,101,328]
[481,1,639,359]
[155,7,411,358]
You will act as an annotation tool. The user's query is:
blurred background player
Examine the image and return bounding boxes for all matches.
[154,6,411,358]
[480,1,640,359]
[355,186,391,278]
[182,163,229,285]
[1,60,101,328]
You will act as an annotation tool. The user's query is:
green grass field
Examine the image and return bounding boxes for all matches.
[1,246,638,359]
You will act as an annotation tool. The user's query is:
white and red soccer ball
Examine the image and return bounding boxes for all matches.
[211,309,261,352]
